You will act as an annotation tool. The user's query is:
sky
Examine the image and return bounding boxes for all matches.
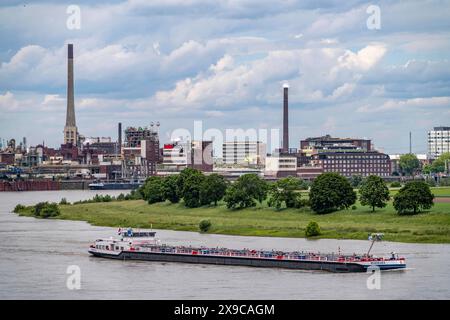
[0,0,449,155]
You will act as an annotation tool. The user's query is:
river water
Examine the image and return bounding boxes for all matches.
[0,190,449,299]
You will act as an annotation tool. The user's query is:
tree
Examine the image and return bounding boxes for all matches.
[178,168,200,192]
[141,176,165,204]
[422,164,432,175]
[430,152,450,173]
[162,175,181,203]
[200,174,228,205]
[309,172,357,214]
[359,175,390,212]
[267,176,303,210]
[349,175,364,188]
[180,169,205,208]
[223,174,268,209]
[393,181,434,215]
[399,153,420,176]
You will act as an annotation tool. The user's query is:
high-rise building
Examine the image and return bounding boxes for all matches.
[428,126,450,159]
[222,141,266,166]
[63,44,78,145]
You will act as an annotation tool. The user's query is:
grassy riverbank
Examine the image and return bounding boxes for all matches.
[16,193,450,243]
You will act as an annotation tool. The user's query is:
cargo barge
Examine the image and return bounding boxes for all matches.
[88,229,406,273]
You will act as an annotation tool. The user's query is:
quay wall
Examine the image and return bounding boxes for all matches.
[0,180,91,191]
[0,180,60,192]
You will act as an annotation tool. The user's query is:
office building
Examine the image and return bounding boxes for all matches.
[428,126,450,159]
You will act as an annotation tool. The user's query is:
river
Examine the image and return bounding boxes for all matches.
[0,190,448,299]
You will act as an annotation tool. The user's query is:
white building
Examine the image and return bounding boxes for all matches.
[428,126,450,159]
[162,140,213,171]
[264,155,297,177]
[222,141,266,166]
[163,140,189,169]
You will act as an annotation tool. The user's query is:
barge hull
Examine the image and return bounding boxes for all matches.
[89,250,367,273]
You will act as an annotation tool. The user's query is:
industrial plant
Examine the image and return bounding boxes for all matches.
[0,44,447,191]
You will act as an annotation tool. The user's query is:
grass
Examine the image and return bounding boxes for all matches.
[16,188,450,243]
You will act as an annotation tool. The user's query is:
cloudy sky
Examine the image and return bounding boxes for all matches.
[0,0,449,155]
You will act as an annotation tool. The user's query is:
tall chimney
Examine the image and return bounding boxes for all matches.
[64,43,77,145]
[118,122,122,155]
[282,83,289,153]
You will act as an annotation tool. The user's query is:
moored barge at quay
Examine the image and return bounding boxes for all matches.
[88,229,406,273]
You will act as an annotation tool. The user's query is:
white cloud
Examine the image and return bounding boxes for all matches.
[150,44,387,109]
[337,44,387,71]
[357,96,450,113]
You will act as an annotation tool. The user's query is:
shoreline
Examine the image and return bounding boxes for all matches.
[15,198,450,244]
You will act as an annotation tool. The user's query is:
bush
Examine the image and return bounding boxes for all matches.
[352,205,357,210]
[59,198,69,205]
[305,221,321,237]
[34,202,48,216]
[390,181,401,188]
[439,177,450,187]
[293,198,310,209]
[117,193,125,201]
[309,173,357,214]
[13,204,26,213]
[39,203,60,218]
[33,202,60,218]
[393,181,434,215]
[199,219,212,233]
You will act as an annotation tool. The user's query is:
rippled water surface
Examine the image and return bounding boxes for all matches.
[0,190,449,299]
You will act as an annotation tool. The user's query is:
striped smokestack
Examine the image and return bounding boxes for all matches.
[282,83,289,153]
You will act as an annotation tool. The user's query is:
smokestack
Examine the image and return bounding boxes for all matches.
[66,44,75,127]
[409,131,412,154]
[282,83,289,153]
[64,43,77,145]
[118,122,122,155]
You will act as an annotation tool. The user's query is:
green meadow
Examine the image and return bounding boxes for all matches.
[16,187,450,243]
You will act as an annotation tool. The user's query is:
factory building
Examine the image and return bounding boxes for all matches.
[311,151,391,177]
